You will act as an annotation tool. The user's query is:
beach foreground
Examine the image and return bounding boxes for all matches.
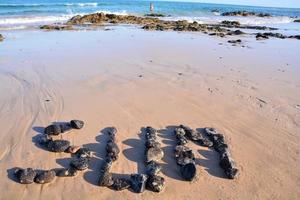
[0,28,299,199]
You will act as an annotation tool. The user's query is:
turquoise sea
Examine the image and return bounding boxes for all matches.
[0,0,300,30]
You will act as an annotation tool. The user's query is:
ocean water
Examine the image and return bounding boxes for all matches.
[0,0,300,30]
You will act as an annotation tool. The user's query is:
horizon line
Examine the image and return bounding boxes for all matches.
[150,0,300,9]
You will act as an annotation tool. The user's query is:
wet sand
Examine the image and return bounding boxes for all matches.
[0,27,299,200]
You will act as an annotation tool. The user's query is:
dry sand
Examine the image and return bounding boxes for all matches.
[0,27,299,200]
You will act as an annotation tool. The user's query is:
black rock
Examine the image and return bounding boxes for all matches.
[107,127,117,141]
[221,20,241,26]
[130,174,148,193]
[70,157,89,171]
[110,178,131,191]
[99,171,113,187]
[70,120,84,129]
[47,139,70,152]
[145,139,161,149]
[174,127,189,145]
[44,124,63,135]
[228,39,242,44]
[56,167,78,177]
[204,127,228,152]
[99,159,114,187]
[228,30,245,35]
[146,175,165,192]
[106,140,120,161]
[180,163,197,181]
[14,168,36,184]
[146,161,162,176]
[76,147,92,158]
[219,151,239,179]
[34,170,56,184]
[174,145,195,166]
[256,33,269,40]
[144,13,165,17]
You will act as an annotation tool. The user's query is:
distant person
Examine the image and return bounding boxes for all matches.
[150,3,154,12]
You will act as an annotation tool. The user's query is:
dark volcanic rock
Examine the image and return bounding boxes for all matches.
[56,167,78,177]
[256,33,269,40]
[146,175,165,192]
[221,20,240,26]
[75,147,92,158]
[34,170,56,184]
[44,124,63,135]
[228,39,242,44]
[204,128,228,153]
[47,139,70,152]
[107,127,117,142]
[70,157,89,171]
[219,151,239,179]
[294,19,300,23]
[174,127,188,145]
[40,25,73,30]
[174,145,195,165]
[289,35,300,40]
[106,140,120,161]
[256,32,286,39]
[130,174,148,193]
[228,30,245,35]
[180,163,197,181]
[179,125,213,147]
[0,34,3,41]
[99,159,114,187]
[204,127,239,179]
[145,139,161,149]
[146,161,162,176]
[110,178,131,191]
[70,120,84,129]
[146,147,164,162]
[222,11,271,17]
[14,168,36,184]
[144,13,165,17]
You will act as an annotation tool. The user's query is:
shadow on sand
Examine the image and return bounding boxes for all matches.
[122,127,146,174]
[82,127,112,186]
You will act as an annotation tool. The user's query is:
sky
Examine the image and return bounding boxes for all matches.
[159,0,300,8]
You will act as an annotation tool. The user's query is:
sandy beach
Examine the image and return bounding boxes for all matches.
[0,26,300,199]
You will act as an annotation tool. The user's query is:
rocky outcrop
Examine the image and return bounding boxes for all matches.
[144,13,165,17]
[40,25,73,30]
[256,32,300,40]
[221,20,241,26]
[0,34,3,41]
[228,39,242,44]
[67,13,161,25]
[221,11,271,17]
[294,19,300,22]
